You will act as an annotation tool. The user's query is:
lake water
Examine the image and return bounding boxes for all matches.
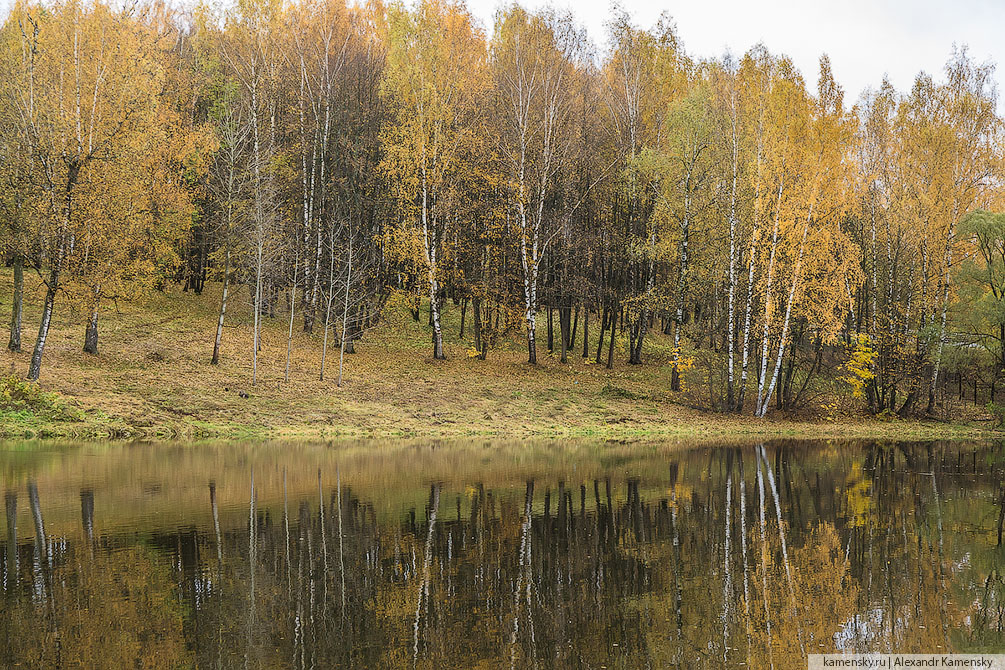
[1,439,1003,668]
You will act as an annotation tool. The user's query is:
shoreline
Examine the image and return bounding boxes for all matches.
[1,409,998,442]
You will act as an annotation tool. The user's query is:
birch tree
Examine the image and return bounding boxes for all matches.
[754,57,857,416]
[207,84,251,366]
[381,0,487,360]
[220,0,282,384]
[4,0,198,380]
[492,6,585,364]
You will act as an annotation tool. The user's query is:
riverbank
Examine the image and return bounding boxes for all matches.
[0,273,998,441]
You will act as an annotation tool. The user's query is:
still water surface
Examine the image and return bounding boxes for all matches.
[1,439,1004,668]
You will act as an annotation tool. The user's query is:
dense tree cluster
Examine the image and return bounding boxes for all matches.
[2,0,1004,416]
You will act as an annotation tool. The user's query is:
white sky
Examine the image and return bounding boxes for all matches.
[466,0,1005,106]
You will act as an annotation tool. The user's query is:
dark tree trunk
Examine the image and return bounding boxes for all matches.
[83,302,99,355]
[473,297,482,354]
[80,489,94,546]
[582,306,589,358]
[547,307,554,352]
[8,253,22,353]
[999,322,1005,371]
[411,293,420,322]
[569,304,579,351]
[898,389,918,417]
[606,306,617,370]
[559,304,569,364]
[4,491,15,587]
[629,313,643,365]
[527,324,537,364]
[596,305,608,364]
[479,301,489,360]
[459,297,467,339]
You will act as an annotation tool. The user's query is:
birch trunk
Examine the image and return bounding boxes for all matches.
[670,190,691,392]
[298,53,315,335]
[250,66,265,386]
[420,168,445,360]
[726,105,739,409]
[5,492,16,591]
[82,287,99,355]
[413,485,440,667]
[8,253,22,353]
[756,457,775,670]
[630,228,656,365]
[738,450,752,664]
[721,452,733,665]
[27,243,63,381]
[212,246,230,366]
[759,445,804,652]
[756,206,812,418]
[253,252,262,385]
[755,177,785,412]
[28,161,78,381]
[510,480,534,670]
[928,221,956,414]
[735,150,763,413]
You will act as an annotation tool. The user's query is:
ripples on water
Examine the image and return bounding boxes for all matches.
[1,439,1003,668]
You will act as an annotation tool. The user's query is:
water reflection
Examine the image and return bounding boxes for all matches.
[1,440,1004,668]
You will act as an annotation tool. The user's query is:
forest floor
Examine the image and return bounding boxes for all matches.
[0,269,998,441]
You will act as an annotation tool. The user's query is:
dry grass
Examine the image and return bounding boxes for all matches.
[0,268,997,440]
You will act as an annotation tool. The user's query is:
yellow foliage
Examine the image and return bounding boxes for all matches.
[841,334,877,399]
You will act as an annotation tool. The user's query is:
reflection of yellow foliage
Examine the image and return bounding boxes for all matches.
[844,461,873,527]
[666,483,693,504]
[745,523,860,669]
[7,545,190,668]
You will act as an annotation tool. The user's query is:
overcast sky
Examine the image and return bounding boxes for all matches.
[466,0,1004,106]
[1,0,1000,106]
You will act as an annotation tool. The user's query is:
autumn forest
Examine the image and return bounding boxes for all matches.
[1,0,1004,430]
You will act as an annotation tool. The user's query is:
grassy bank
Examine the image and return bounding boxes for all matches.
[0,270,998,441]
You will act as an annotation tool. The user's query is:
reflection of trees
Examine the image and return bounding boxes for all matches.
[3,487,188,668]
[5,491,16,591]
[0,442,1003,668]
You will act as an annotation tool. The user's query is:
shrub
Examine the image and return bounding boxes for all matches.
[600,382,636,400]
[0,374,82,422]
[985,401,1005,428]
